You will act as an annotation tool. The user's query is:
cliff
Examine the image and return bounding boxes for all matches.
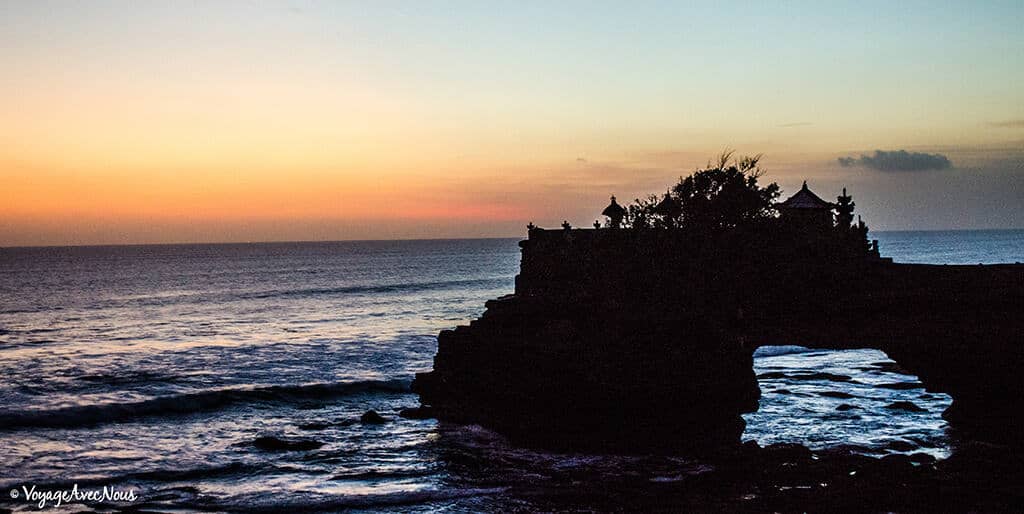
[413,226,1024,452]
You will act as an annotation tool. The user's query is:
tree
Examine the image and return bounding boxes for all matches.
[626,151,781,230]
[834,187,855,229]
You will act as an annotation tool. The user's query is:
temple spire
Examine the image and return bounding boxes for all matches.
[601,195,626,229]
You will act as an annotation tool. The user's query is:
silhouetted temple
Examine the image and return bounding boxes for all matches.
[653,191,681,219]
[414,183,1024,453]
[779,181,833,229]
[600,196,626,228]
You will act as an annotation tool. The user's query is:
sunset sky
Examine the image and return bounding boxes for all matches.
[2,1,1023,246]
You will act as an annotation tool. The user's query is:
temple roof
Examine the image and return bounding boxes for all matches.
[780,181,832,210]
[602,196,626,217]
[654,192,678,216]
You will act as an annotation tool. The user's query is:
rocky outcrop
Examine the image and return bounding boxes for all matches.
[753,261,1024,444]
[416,294,758,453]
[414,227,1024,451]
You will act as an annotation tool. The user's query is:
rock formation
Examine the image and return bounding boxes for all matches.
[414,212,1024,453]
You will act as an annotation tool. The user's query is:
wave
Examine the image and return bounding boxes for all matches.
[76,371,182,386]
[246,277,510,300]
[0,379,411,431]
[124,461,266,482]
[0,462,273,495]
[203,487,508,513]
[757,371,854,382]
[329,469,434,481]
[753,345,813,358]
[87,277,512,310]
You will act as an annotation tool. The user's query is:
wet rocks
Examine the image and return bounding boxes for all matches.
[858,453,917,480]
[398,406,436,419]
[758,371,854,382]
[885,401,926,412]
[818,391,856,399]
[863,361,911,374]
[686,442,968,512]
[251,436,323,452]
[701,442,1023,512]
[883,439,918,452]
[360,409,388,424]
[762,442,813,464]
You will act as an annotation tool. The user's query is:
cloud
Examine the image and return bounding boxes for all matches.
[837,149,952,172]
[988,119,1024,129]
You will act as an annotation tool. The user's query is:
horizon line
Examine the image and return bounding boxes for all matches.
[4,227,1024,250]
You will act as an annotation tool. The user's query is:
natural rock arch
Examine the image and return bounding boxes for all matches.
[742,345,953,450]
[414,229,1024,451]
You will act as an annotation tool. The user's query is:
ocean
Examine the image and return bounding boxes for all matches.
[0,230,1021,512]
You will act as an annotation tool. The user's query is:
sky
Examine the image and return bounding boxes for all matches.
[2,1,1023,246]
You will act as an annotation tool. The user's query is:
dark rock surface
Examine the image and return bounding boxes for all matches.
[398,406,436,419]
[251,436,323,452]
[359,410,387,424]
[733,442,1024,511]
[494,441,1024,512]
[819,391,857,399]
[414,227,1024,451]
[886,401,927,413]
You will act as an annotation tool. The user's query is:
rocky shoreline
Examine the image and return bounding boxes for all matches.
[716,440,1020,511]
[542,439,1024,512]
[415,417,1024,512]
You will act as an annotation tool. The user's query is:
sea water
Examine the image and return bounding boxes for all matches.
[0,231,1021,511]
